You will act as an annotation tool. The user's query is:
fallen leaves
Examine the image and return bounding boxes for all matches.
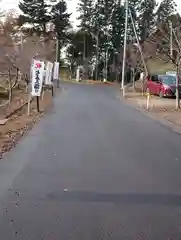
[0,89,53,159]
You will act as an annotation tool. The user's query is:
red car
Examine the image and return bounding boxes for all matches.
[146,74,181,97]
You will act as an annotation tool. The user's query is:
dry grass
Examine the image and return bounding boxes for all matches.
[123,80,181,129]
[0,89,54,158]
[0,31,58,158]
[147,59,176,74]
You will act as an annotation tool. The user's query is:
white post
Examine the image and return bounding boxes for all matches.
[56,39,59,62]
[90,31,99,81]
[105,48,108,81]
[27,93,31,116]
[20,32,23,52]
[169,21,173,58]
[146,92,150,110]
[27,84,31,116]
[95,33,99,81]
[76,67,80,82]
[121,0,128,97]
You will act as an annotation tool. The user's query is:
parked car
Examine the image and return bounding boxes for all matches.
[146,74,181,97]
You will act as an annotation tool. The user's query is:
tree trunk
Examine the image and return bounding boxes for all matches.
[8,69,12,105]
[176,63,180,109]
[56,39,60,63]
[43,23,46,34]
[132,68,135,91]
[95,33,99,81]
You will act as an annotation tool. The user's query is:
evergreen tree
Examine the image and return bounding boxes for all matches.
[75,0,178,80]
[51,0,71,42]
[77,0,126,79]
[67,30,95,65]
[156,0,176,23]
[127,0,141,39]
[77,0,95,77]
[51,0,71,62]
[77,0,94,29]
[18,0,56,33]
[138,0,156,42]
[137,0,176,42]
[111,0,125,52]
[90,0,116,57]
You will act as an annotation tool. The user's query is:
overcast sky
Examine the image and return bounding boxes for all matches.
[0,0,181,27]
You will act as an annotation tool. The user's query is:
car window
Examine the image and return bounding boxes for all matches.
[151,75,158,81]
[158,76,162,82]
[159,75,176,85]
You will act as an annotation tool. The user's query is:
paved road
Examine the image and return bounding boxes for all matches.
[0,82,181,239]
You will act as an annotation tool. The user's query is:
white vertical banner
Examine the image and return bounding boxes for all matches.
[53,61,59,80]
[30,59,34,83]
[45,61,53,85]
[76,67,80,82]
[31,60,44,96]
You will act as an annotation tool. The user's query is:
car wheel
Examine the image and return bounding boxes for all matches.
[159,90,164,98]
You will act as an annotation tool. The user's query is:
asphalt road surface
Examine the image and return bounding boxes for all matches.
[0,82,181,239]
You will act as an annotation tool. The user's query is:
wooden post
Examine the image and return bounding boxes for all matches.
[57,78,60,88]
[36,96,40,112]
[25,74,29,93]
[8,69,12,105]
[27,86,31,116]
[51,85,54,97]
[132,68,135,91]
[41,86,45,100]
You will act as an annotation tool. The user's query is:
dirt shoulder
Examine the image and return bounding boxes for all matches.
[0,88,55,159]
[122,84,181,131]
[62,79,117,85]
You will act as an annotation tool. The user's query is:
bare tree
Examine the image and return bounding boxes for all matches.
[146,18,181,109]
[0,28,56,108]
[0,28,17,104]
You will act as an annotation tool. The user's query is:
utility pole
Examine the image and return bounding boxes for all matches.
[90,31,99,81]
[56,38,59,62]
[169,20,173,58]
[104,6,115,82]
[104,32,109,82]
[83,33,86,63]
[95,32,99,81]
[121,0,128,97]
[129,9,147,76]
[83,32,86,80]
[105,48,108,81]
[83,0,87,80]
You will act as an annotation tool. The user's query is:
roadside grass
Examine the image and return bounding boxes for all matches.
[122,68,181,130]
[122,57,180,129]
[147,59,176,74]
[0,87,58,159]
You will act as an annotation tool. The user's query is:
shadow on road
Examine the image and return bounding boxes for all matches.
[47,191,181,206]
